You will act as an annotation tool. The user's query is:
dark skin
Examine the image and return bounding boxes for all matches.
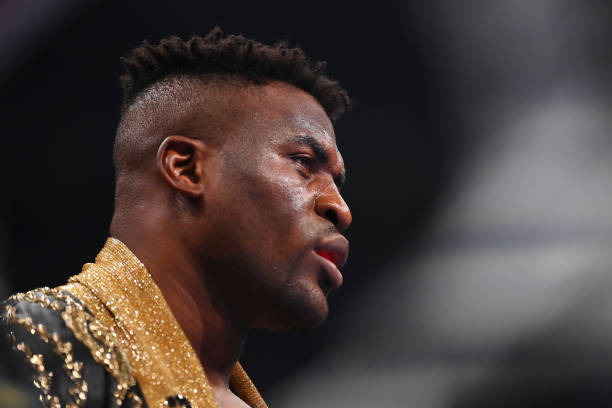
[110,81,352,407]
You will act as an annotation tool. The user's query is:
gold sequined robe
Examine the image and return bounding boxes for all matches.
[0,238,267,408]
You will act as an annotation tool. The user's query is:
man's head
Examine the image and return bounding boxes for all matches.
[111,28,352,330]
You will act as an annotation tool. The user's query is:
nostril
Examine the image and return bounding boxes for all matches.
[324,208,338,227]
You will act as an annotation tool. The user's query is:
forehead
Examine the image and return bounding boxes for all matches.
[232,81,338,150]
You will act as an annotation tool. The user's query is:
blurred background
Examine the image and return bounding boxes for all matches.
[2,0,612,406]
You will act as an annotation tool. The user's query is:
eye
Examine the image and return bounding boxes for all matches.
[291,154,314,170]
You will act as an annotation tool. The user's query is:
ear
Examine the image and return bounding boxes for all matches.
[156,135,207,197]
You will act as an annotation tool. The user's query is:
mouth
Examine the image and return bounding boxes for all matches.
[314,235,349,294]
[315,250,341,265]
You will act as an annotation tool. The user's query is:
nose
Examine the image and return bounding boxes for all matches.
[314,185,352,232]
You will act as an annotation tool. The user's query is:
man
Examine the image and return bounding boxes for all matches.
[0,27,352,408]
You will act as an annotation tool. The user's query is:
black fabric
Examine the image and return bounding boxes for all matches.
[0,292,146,408]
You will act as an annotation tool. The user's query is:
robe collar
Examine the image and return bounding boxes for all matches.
[67,237,266,408]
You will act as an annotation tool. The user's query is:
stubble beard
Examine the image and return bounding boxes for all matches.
[267,265,330,332]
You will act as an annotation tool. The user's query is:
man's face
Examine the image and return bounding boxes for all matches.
[197,81,351,330]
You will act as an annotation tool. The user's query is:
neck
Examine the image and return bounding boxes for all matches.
[110,215,247,389]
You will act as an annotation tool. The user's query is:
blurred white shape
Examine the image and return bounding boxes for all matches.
[437,90,612,237]
[271,365,456,408]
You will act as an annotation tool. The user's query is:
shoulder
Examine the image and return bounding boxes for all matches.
[0,287,144,408]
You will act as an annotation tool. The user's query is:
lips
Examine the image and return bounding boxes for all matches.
[313,235,349,293]
[315,250,340,265]
[314,235,349,269]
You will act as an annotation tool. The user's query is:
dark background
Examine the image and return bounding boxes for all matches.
[2,1,612,407]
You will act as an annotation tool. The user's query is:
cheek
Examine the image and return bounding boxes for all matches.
[244,164,318,264]
[242,155,312,220]
[215,149,317,249]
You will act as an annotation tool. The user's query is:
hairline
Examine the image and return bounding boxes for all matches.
[114,73,333,175]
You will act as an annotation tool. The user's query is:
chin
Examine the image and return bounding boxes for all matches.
[267,279,330,331]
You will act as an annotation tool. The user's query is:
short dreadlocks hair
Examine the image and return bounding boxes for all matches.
[119,27,351,122]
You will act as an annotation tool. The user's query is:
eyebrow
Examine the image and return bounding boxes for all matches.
[290,134,329,163]
[290,134,347,188]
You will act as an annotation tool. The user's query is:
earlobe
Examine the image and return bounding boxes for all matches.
[156,135,206,197]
